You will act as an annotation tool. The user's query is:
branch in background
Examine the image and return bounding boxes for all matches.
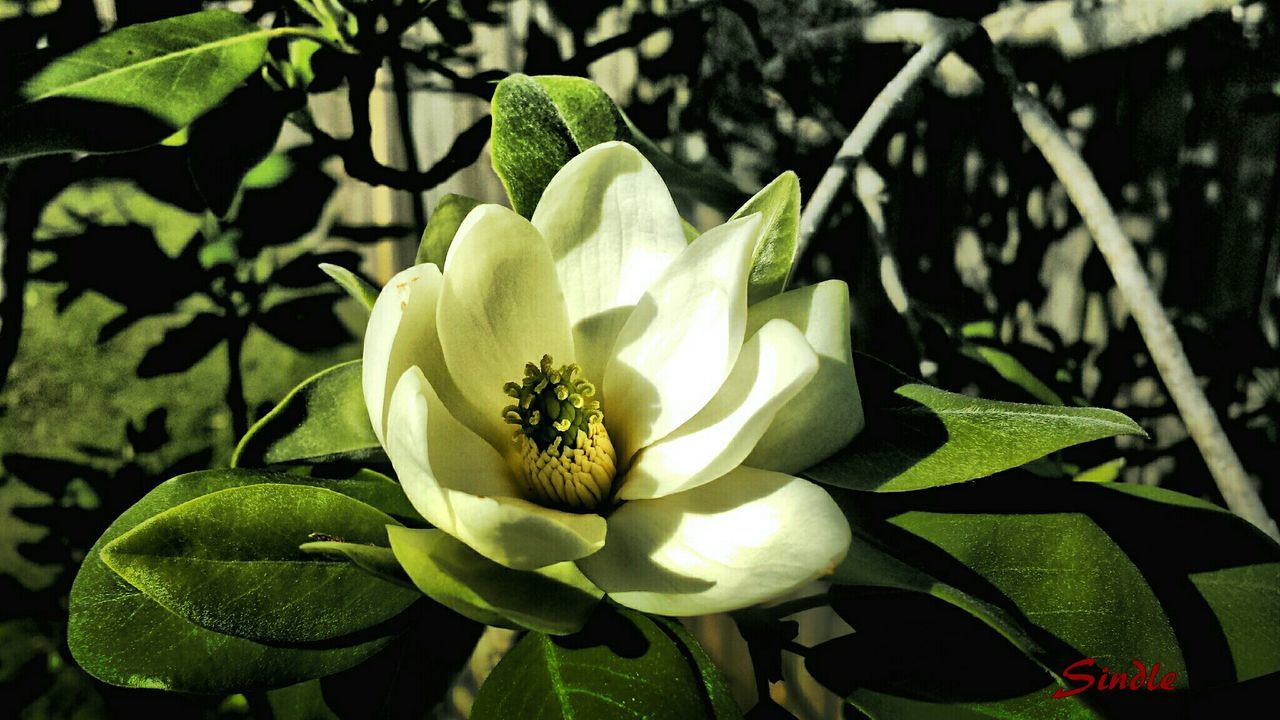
[293,62,492,194]
[793,8,1280,541]
[793,22,974,268]
[852,161,928,364]
[395,52,503,100]
[562,0,770,74]
[771,1,1242,96]
[969,37,1280,542]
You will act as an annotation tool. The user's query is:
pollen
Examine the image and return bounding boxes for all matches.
[503,355,616,510]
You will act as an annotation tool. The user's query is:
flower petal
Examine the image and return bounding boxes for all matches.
[361,262,494,454]
[603,213,763,461]
[362,263,445,446]
[387,526,602,635]
[437,204,575,453]
[531,141,686,386]
[387,366,606,570]
[578,466,850,615]
[744,280,865,474]
[619,319,818,501]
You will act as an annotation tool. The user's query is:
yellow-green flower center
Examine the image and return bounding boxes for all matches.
[503,355,617,511]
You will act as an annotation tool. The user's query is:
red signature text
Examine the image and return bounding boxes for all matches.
[1051,658,1177,699]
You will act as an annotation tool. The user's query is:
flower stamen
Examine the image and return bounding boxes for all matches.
[503,355,616,511]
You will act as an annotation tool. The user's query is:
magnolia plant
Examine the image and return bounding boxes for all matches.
[62,67,1280,720]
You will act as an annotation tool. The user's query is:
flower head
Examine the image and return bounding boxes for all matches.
[363,141,862,615]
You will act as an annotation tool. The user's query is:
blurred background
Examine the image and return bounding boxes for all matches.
[1,0,1278,718]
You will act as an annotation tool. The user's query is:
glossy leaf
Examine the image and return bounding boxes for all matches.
[822,478,1280,714]
[470,606,741,719]
[317,600,484,719]
[232,360,384,467]
[386,526,602,635]
[67,469,409,692]
[490,73,744,218]
[267,681,340,720]
[804,356,1145,491]
[732,171,800,305]
[1188,563,1280,683]
[959,344,1065,406]
[101,483,418,643]
[415,193,482,266]
[490,74,627,217]
[1,10,274,159]
[809,589,1098,719]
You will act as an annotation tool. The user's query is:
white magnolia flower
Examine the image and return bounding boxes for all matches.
[363,141,863,616]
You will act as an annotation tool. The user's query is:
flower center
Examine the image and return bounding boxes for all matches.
[503,355,617,511]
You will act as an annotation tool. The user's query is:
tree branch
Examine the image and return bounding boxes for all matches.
[772,1,1242,96]
[971,38,1280,542]
[793,22,973,271]
[794,9,1279,541]
[293,61,491,194]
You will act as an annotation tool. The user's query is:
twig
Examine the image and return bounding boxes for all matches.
[291,61,491,194]
[971,39,1280,542]
[793,21,973,273]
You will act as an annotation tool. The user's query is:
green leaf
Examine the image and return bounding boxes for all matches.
[317,601,483,719]
[1074,457,1126,483]
[822,478,1280,712]
[1,10,275,159]
[416,193,483,265]
[101,483,419,644]
[808,589,1099,719]
[470,606,741,719]
[490,74,746,217]
[68,469,409,692]
[490,74,628,217]
[387,526,601,635]
[267,681,340,720]
[1189,563,1280,682]
[318,263,379,311]
[805,355,1145,491]
[731,171,800,305]
[889,511,1184,678]
[960,344,1065,405]
[232,360,384,467]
